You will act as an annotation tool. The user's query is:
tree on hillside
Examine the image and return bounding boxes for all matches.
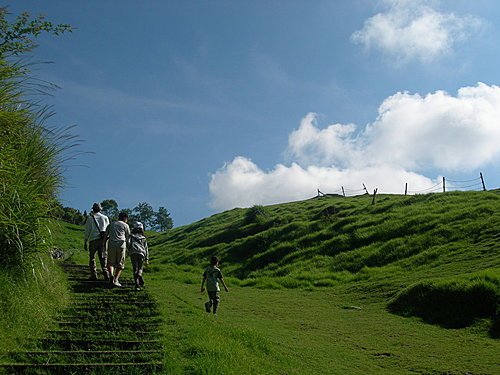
[87,198,174,231]
[51,202,85,225]
[154,206,173,231]
[133,202,155,229]
[101,199,119,221]
[121,208,139,225]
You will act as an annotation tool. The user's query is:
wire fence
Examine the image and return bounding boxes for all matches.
[316,173,487,199]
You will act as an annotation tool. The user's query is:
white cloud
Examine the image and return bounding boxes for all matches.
[351,0,483,63]
[209,157,437,210]
[286,113,361,168]
[366,82,500,170]
[209,83,500,211]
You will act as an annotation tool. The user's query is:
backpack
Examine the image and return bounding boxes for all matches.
[130,235,146,255]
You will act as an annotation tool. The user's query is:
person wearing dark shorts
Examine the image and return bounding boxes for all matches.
[129,221,149,291]
[201,256,229,314]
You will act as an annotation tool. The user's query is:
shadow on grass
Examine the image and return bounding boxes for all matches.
[388,278,499,338]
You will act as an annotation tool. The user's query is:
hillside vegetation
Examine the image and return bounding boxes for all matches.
[0,10,73,355]
[11,191,499,374]
[148,190,500,335]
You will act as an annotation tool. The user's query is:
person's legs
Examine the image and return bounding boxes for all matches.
[88,240,99,279]
[97,239,109,280]
[205,291,214,313]
[113,245,126,287]
[107,242,118,285]
[131,254,139,287]
[108,266,114,284]
[114,269,123,286]
[136,255,144,287]
[212,292,220,314]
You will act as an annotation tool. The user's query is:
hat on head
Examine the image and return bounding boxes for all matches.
[92,202,102,211]
[133,221,144,230]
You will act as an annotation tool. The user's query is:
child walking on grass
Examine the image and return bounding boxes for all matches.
[201,256,229,314]
[129,221,149,291]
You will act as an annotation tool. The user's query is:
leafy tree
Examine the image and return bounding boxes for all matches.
[0,7,72,58]
[100,199,119,221]
[50,202,85,225]
[133,202,155,229]
[121,208,139,226]
[154,206,173,231]
[90,198,174,232]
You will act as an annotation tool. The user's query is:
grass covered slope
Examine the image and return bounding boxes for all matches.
[0,221,72,355]
[149,191,500,332]
[21,193,499,374]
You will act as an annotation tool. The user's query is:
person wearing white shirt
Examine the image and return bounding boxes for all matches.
[84,202,110,281]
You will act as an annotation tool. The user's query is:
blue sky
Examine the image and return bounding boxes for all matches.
[8,0,500,226]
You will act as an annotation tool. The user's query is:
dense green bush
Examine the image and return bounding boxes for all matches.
[388,274,500,330]
[244,205,274,226]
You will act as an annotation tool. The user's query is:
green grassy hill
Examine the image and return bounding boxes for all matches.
[150,190,499,297]
[4,191,498,374]
[140,190,499,373]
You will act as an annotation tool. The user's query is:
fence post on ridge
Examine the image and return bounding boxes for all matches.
[480,172,486,191]
[405,183,408,196]
[342,186,345,197]
[372,188,378,205]
[363,184,369,195]
[443,177,446,193]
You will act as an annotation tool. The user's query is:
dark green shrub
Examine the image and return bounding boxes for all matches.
[388,278,499,329]
[490,308,499,338]
[244,205,268,225]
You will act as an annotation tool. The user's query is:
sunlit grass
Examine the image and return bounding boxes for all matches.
[5,190,500,373]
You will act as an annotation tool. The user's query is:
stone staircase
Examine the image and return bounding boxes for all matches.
[0,263,164,374]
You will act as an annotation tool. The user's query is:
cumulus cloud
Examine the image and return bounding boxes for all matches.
[209,158,436,210]
[287,83,500,171]
[209,83,500,211]
[366,83,500,170]
[351,0,483,63]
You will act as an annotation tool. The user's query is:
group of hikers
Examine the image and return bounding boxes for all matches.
[84,202,149,291]
[84,202,229,313]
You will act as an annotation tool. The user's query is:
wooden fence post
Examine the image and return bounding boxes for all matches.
[363,184,369,195]
[480,172,486,191]
[372,188,378,205]
[405,183,408,196]
[443,177,446,192]
[342,186,345,197]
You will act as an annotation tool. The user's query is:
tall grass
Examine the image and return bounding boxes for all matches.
[0,60,78,272]
[0,13,77,355]
[0,253,69,354]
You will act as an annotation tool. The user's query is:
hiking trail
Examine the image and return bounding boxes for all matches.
[0,263,164,374]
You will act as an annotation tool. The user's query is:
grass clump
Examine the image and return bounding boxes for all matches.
[388,271,500,331]
[0,254,69,354]
[244,205,269,225]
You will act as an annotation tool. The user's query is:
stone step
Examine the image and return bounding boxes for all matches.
[38,338,163,351]
[0,361,164,374]
[44,329,157,341]
[6,349,163,363]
